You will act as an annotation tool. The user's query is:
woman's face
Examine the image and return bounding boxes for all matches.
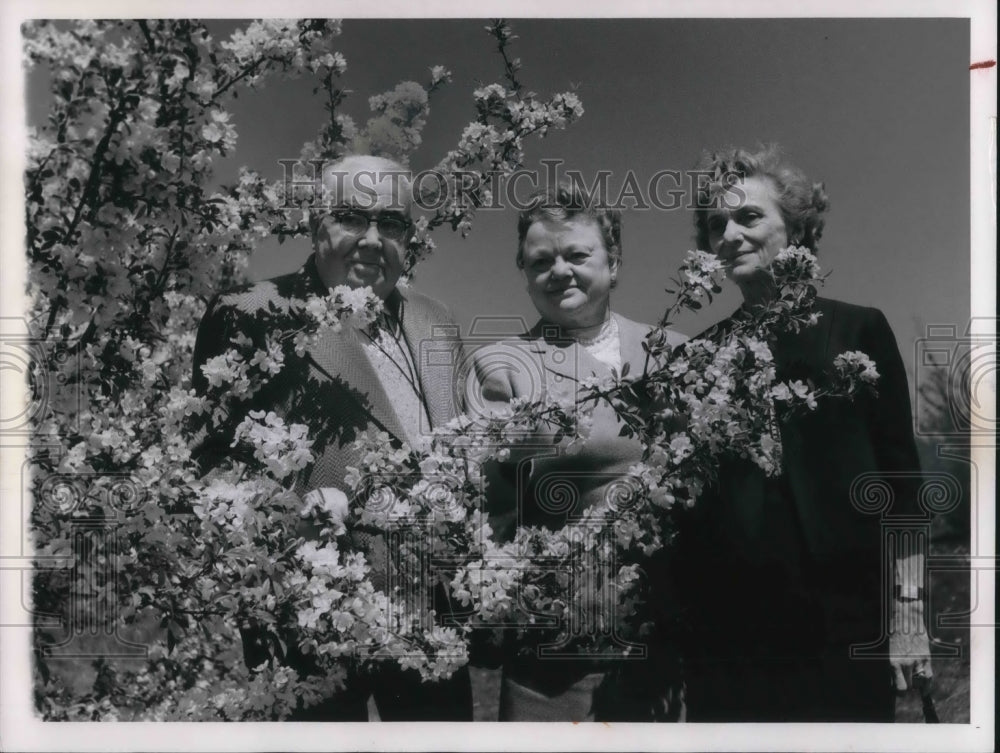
[521,216,618,330]
[704,175,790,284]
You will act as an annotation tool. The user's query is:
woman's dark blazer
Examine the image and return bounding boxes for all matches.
[681,296,922,643]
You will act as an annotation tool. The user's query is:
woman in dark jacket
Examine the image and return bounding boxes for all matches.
[678,145,931,722]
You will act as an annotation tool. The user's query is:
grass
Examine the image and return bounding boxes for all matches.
[471,667,502,721]
[893,536,972,723]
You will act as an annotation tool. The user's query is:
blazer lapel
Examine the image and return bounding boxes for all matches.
[613,313,651,378]
[519,315,654,395]
[530,315,649,384]
[774,299,835,547]
[304,318,409,445]
[285,255,408,444]
[397,291,455,430]
[527,322,597,386]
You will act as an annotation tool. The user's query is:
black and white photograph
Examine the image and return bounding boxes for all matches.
[0,1,994,751]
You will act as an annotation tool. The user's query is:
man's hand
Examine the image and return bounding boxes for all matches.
[299,487,350,538]
[889,597,933,694]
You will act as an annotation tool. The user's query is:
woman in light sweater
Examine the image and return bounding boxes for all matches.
[466,181,686,722]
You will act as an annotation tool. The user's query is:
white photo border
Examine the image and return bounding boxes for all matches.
[1,1,994,751]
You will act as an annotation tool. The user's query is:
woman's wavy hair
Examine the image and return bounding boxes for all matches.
[516,180,622,269]
[693,144,830,253]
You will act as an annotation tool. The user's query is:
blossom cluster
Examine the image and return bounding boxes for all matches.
[834,350,881,390]
[220,19,345,85]
[290,285,384,355]
[27,18,588,719]
[232,411,314,480]
[26,17,881,720]
[345,247,882,660]
[401,20,585,271]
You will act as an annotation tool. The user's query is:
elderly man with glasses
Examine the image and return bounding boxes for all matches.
[192,155,472,721]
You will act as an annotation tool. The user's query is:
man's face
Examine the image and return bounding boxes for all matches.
[312,158,412,300]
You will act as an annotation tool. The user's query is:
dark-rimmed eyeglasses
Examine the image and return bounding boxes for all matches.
[328,209,411,242]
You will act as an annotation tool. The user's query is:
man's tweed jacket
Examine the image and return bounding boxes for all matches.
[192,254,471,720]
[193,254,464,494]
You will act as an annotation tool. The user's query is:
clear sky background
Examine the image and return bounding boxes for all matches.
[27,18,973,373]
[211,18,970,372]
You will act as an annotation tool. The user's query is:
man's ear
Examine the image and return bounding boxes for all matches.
[308,211,322,244]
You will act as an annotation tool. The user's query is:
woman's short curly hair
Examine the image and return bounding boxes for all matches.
[693,144,830,253]
[516,181,622,268]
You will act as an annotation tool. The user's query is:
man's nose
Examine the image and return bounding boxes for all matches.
[359,220,382,246]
